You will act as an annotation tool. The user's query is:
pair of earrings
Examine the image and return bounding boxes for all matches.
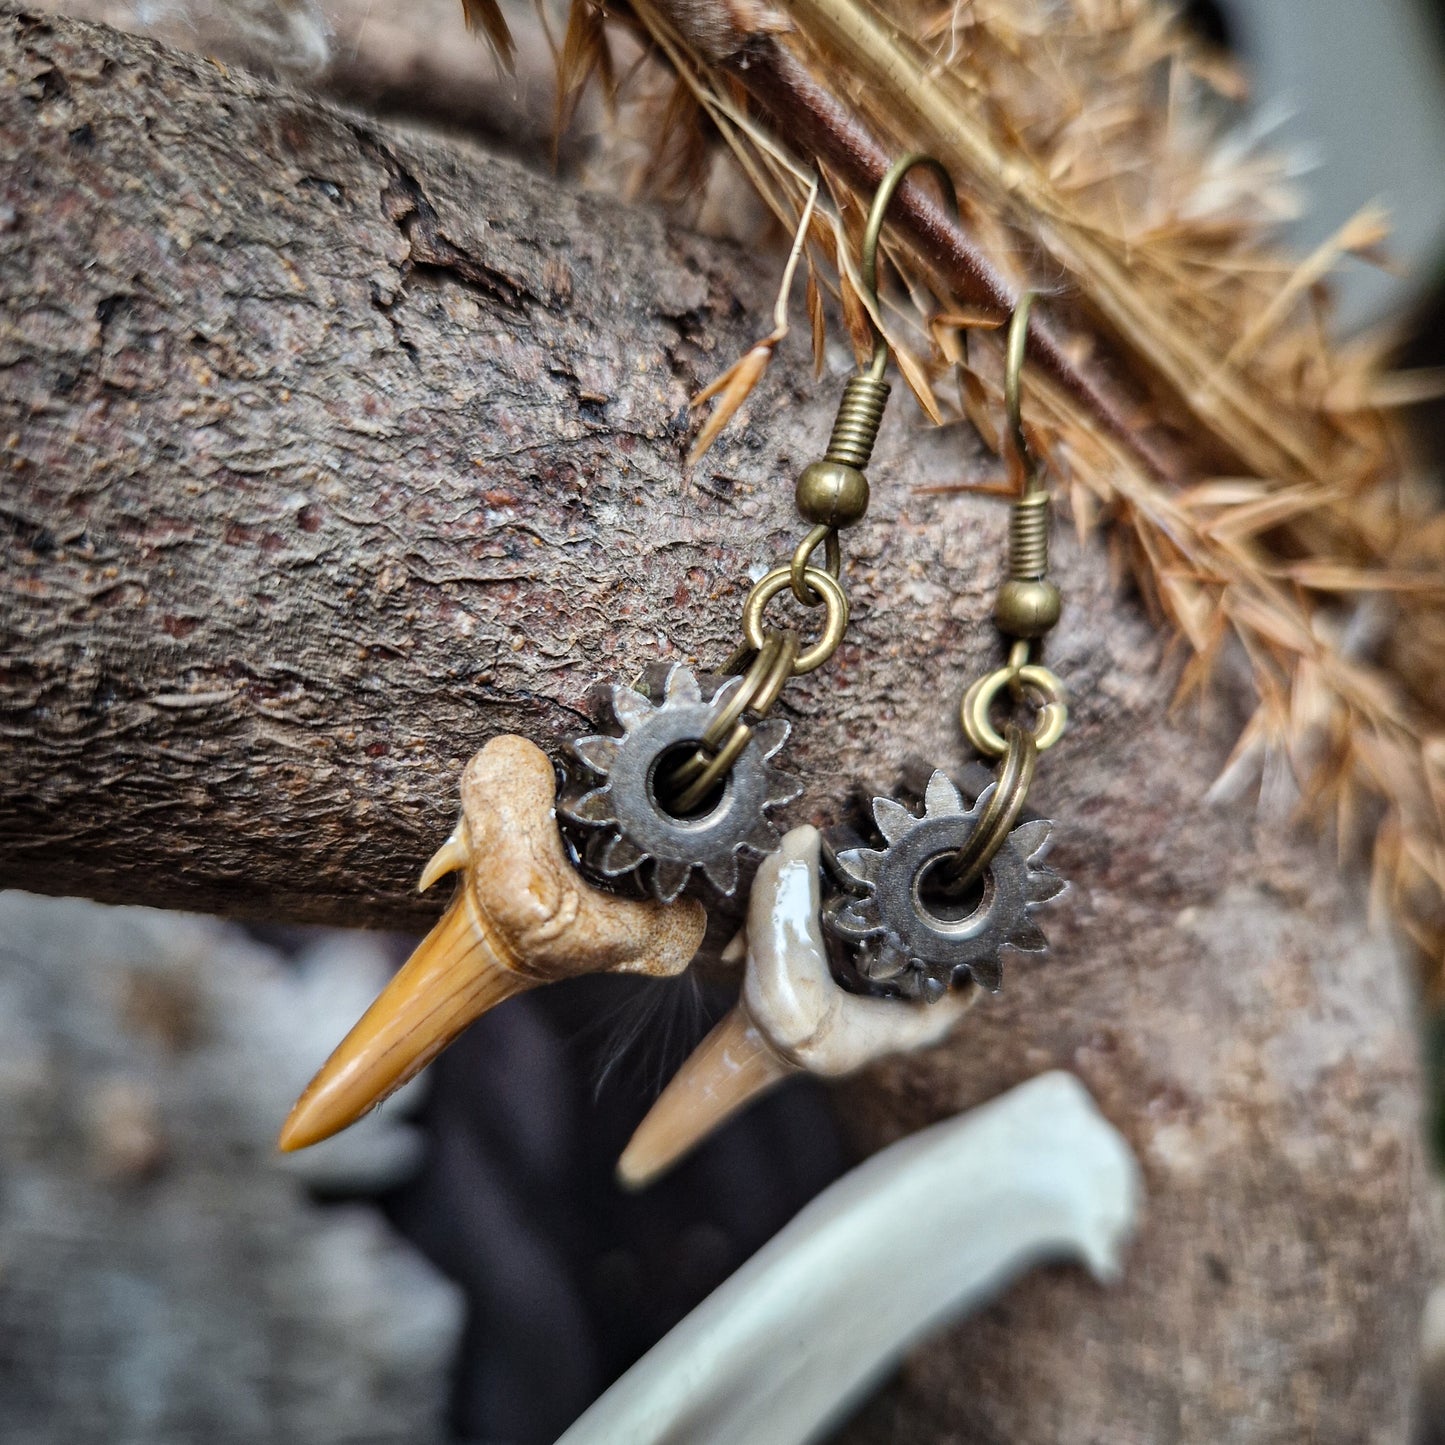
[278,158,1070,1184]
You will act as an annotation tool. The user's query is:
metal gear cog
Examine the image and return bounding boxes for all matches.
[562,664,801,902]
[826,768,1066,994]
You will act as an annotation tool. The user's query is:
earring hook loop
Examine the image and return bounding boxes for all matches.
[1004,289,1041,494]
[859,153,959,381]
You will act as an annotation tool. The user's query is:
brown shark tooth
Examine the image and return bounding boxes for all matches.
[280,734,707,1152]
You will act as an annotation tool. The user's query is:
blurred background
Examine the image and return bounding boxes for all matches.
[4,1,1445,1442]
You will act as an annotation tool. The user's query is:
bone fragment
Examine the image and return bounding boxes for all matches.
[563,1070,1141,1445]
[618,825,975,1186]
[280,734,706,1151]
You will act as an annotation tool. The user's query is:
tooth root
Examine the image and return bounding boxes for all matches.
[278,887,532,1152]
[616,1007,793,1190]
[816,981,979,1072]
[418,827,469,893]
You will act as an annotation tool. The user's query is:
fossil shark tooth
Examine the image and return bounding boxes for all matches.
[616,825,976,1188]
[279,734,706,1152]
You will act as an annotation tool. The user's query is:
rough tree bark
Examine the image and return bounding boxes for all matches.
[0,10,1431,1444]
[25,0,570,161]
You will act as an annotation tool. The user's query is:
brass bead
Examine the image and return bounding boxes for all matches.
[995,578,1062,639]
[794,461,870,528]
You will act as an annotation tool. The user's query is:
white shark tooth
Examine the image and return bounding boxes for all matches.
[279,734,706,1153]
[617,825,977,1188]
[564,1072,1141,1445]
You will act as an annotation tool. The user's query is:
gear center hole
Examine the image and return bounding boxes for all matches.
[649,742,730,823]
[914,855,993,928]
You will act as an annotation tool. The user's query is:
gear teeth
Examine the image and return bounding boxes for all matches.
[818,763,1067,1002]
[652,859,692,903]
[1027,869,1067,904]
[600,834,647,877]
[571,735,621,774]
[563,786,618,826]
[609,684,654,731]
[1007,921,1049,954]
[917,973,949,1003]
[584,829,617,873]
[1011,818,1053,861]
[566,664,797,903]
[701,851,740,897]
[969,955,1003,992]
[663,665,703,705]
[762,765,803,810]
[832,846,882,889]
[828,897,882,941]
[751,717,790,759]
[923,770,965,818]
[873,797,915,845]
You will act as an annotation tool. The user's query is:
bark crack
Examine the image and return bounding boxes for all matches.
[361,129,536,312]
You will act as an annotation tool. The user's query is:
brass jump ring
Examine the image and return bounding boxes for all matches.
[667,631,799,799]
[961,662,1067,756]
[931,724,1037,896]
[670,722,754,815]
[741,565,849,675]
[701,630,799,751]
[746,629,801,715]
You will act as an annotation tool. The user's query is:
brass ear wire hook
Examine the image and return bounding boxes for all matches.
[1004,288,1036,489]
[665,155,963,816]
[787,153,961,606]
[992,290,1063,650]
[858,153,961,382]
[937,291,1068,897]
[961,290,1067,756]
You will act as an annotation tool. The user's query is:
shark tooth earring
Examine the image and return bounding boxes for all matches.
[617,824,980,1188]
[279,160,952,1152]
[279,736,708,1150]
[621,289,1072,1183]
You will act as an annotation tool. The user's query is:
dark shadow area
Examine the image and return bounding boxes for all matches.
[368,972,849,1443]
[1182,0,1236,50]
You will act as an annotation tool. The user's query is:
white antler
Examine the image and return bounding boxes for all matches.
[567,1071,1141,1445]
